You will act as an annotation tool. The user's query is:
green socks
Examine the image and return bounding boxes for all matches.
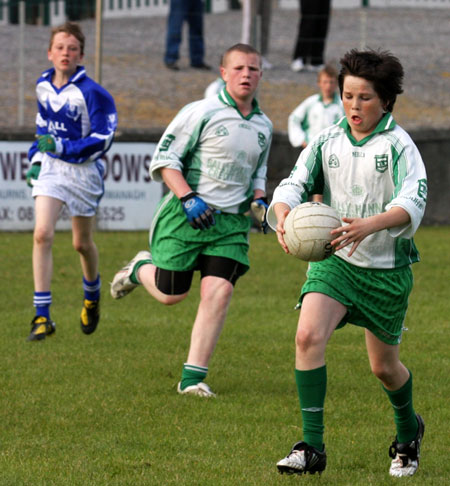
[130,258,152,284]
[295,365,327,451]
[383,372,418,443]
[294,366,417,449]
[180,363,208,390]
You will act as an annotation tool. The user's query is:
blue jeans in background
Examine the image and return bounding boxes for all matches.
[164,0,205,66]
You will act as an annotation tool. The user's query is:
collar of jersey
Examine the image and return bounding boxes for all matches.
[338,112,396,146]
[218,88,262,119]
[41,65,86,90]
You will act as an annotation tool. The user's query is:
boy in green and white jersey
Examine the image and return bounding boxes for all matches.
[288,65,344,150]
[269,49,427,477]
[111,43,272,398]
[288,64,344,203]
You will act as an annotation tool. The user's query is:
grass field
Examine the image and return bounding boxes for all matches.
[1,228,449,485]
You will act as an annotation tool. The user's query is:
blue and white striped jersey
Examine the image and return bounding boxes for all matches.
[28,66,117,165]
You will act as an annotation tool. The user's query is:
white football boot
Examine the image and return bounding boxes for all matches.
[110,251,152,299]
[389,414,425,477]
[177,382,216,398]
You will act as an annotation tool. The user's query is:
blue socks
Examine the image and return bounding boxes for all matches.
[34,291,52,319]
[83,275,101,301]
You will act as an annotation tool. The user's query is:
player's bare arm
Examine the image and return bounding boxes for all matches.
[160,167,192,198]
[273,202,291,253]
[331,206,411,257]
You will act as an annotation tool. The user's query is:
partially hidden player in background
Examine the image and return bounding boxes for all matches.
[204,76,225,98]
[288,64,344,203]
[26,22,117,341]
[111,43,272,398]
[267,49,427,477]
[288,65,343,151]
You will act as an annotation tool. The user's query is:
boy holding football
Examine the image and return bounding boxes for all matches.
[26,22,117,341]
[111,43,272,398]
[268,49,427,477]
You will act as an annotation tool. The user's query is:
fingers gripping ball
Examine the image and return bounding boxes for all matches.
[180,192,216,230]
[283,202,341,261]
[26,163,41,187]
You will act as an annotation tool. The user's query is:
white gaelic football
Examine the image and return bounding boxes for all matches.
[283,202,341,262]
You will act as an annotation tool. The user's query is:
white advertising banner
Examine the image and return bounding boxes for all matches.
[0,141,163,231]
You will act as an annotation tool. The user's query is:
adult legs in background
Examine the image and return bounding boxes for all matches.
[187,0,205,66]
[309,0,331,66]
[164,0,187,65]
[292,0,330,67]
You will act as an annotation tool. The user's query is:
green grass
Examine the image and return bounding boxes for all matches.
[1,227,449,485]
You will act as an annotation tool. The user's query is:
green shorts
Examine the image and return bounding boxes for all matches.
[149,193,251,275]
[299,255,414,345]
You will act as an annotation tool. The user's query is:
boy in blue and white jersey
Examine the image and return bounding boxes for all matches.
[111,43,272,398]
[270,49,427,477]
[26,22,117,341]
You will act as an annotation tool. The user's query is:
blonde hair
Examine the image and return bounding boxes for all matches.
[318,64,338,81]
[220,43,261,67]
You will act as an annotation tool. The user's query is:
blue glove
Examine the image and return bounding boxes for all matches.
[26,163,41,187]
[180,192,216,230]
[250,197,269,234]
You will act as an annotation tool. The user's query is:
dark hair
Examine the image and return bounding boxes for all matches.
[338,49,404,112]
[49,21,85,56]
[221,43,261,67]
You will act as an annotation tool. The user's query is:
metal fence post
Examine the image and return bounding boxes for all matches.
[18,0,25,126]
[95,0,103,84]
[360,0,369,49]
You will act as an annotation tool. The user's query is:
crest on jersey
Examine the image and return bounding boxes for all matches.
[65,102,80,121]
[215,125,229,136]
[258,132,266,148]
[328,154,340,168]
[375,154,388,173]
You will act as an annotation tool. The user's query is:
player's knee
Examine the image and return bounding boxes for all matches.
[73,239,90,254]
[295,326,324,353]
[370,361,393,383]
[34,226,54,247]
[201,278,233,304]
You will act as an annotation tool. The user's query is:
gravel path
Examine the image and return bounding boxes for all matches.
[1,6,449,132]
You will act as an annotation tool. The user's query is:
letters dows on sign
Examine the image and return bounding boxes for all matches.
[0,141,163,231]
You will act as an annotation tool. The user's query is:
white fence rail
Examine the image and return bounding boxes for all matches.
[280,0,450,8]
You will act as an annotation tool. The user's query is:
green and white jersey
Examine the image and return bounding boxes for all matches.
[288,93,344,147]
[150,88,273,214]
[268,113,428,269]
